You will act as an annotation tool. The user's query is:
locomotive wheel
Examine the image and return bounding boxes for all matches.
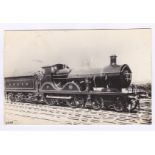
[45,98,57,106]
[15,93,23,102]
[66,97,84,108]
[8,94,15,102]
[127,99,140,112]
[92,97,103,110]
[114,97,124,112]
[15,95,21,102]
[101,101,109,110]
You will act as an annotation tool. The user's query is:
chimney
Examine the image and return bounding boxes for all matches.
[110,55,117,66]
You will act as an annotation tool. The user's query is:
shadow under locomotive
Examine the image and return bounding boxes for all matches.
[5,55,140,112]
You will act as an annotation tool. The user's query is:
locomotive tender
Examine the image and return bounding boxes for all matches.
[5,55,138,112]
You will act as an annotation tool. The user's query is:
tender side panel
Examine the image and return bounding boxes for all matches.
[5,76,36,91]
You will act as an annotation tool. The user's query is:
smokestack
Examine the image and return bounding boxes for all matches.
[110,55,117,66]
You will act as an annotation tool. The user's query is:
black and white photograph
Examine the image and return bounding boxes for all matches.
[1,1,155,155]
[4,29,152,125]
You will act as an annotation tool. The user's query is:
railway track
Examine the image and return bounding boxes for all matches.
[4,99,152,125]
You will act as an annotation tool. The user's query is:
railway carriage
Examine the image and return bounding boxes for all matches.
[5,55,139,112]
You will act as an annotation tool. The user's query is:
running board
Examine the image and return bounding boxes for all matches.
[46,95,72,100]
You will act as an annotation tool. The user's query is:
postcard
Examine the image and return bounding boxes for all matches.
[3,28,152,125]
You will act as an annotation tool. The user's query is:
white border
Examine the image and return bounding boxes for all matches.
[0,23,154,30]
[0,23,154,130]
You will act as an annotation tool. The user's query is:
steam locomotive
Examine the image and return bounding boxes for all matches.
[5,55,139,112]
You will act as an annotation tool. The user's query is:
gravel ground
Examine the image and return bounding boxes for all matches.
[4,98,152,125]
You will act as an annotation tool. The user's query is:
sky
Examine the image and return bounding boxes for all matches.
[4,29,152,83]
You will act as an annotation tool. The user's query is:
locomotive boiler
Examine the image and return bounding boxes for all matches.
[5,55,138,112]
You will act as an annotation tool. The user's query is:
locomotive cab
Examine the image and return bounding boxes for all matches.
[51,64,71,77]
[42,64,71,79]
[41,64,71,89]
